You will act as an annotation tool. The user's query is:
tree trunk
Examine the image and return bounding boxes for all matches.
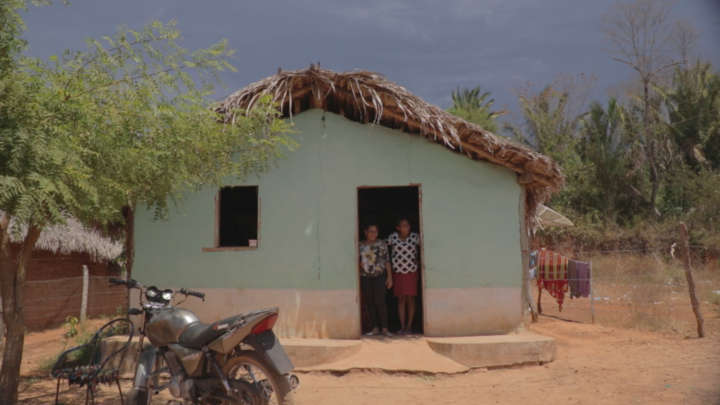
[123,206,135,279]
[123,206,135,313]
[0,222,42,405]
[642,78,660,217]
[678,222,705,338]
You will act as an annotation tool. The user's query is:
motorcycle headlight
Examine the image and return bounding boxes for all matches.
[145,286,159,300]
[161,289,173,302]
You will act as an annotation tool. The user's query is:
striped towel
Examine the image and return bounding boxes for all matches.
[537,249,569,311]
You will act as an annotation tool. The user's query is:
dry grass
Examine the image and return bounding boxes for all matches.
[539,253,720,336]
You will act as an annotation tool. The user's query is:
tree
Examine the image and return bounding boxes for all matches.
[578,99,644,223]
[447,86,505,133]
[504,81,589,212]
[603,0,684,216]
[661,61,720,170]
[0,15,291,404]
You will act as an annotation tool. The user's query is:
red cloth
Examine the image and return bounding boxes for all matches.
[537,249,569,311]
[393,271,418,297]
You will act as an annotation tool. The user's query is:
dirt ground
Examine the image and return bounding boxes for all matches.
[12,256,720,404]
[14,310,720,405]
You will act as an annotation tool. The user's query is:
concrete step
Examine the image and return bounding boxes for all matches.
[280,338,361,368]
[426,332,556,368]
[100,336,363,374]
[101,332,556,376]
[294,336,470,374]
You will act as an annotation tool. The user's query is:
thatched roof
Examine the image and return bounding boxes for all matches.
[5,214,122,263]
[216,66,564,226]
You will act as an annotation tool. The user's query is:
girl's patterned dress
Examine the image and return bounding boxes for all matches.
[387,232,420,297]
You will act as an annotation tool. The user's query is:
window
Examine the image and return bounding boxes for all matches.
[217,186,259,248]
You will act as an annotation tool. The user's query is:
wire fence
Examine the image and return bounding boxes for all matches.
[531,247,719,335]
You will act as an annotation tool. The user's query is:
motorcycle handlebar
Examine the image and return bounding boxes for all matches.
[109,277,126,286]
[180,288,205,301]
[108,278,140,289]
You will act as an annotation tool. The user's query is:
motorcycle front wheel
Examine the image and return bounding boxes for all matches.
[222,350,294,405]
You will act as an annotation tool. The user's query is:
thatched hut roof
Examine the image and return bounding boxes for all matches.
[216,66,564,226]
[5,214,122,263]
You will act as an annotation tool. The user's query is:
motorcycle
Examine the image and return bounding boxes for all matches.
[109,277,299,405]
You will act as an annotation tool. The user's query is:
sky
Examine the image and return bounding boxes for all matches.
[20,0,720,126]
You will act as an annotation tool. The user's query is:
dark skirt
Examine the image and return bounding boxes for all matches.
[393,271,418,297]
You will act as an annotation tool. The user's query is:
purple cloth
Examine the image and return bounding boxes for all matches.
[568,260,591,298]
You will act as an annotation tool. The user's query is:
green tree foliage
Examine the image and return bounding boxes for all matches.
[577,99,646,223]
[661,61,720,170]
[508,60,720,246]
[659,61,720,237]
[504,84,587,211]
[0,12,291,403]
[447,86,504,133]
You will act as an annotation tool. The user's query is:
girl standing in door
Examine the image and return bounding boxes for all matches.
[359,223,393,337]
[387,218,420,335]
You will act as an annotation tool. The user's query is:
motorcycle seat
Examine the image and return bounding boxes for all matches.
[180,314,246,349]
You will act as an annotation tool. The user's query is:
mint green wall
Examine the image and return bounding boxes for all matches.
[134,109,522,290]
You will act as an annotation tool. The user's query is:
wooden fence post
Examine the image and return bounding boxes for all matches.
[80,265,89,322]
[589,261,595,324]
[678,222,705,338]
[0,299,4,341]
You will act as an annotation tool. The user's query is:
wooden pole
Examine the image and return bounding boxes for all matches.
[589,261,595,324]
[0,299,4,342]
[678,223,705,338]
[80,265,89,322]
[518,187,538,323]
[537,284,543,315]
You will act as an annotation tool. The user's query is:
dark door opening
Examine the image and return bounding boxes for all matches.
[358,186,423,335]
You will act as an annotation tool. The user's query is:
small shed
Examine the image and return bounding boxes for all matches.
[133,67,563,338]
[1,216,125,330]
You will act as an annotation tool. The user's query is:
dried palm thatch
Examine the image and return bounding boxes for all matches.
[4,213,122,263]
[216,65,564,228]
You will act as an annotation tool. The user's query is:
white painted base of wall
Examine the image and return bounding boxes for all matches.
[424,287,522,336]
[131,287,521,339]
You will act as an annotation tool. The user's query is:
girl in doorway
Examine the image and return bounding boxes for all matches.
[387,218,420,335]
[359,223,393,337]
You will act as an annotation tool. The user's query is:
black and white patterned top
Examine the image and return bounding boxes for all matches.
[387,232,420,274]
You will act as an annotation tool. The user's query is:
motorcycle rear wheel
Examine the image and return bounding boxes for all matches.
[222,350,294,405]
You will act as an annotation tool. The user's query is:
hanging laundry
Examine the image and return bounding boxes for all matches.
[568,260,579,298]
[537,249,569,311]
[568,259,591,298]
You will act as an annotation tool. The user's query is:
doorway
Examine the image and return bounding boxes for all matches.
[357,186,424,335]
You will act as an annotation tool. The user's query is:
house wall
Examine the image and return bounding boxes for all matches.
[134,109,523,338]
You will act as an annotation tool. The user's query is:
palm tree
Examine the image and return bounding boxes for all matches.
[661,61,720,170]
[447,86,505,133]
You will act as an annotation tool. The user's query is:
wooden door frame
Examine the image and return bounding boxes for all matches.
[355,184,426,335]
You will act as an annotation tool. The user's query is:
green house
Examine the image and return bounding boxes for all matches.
[133,67,562,338]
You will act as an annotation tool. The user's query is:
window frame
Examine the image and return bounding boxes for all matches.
[202,185,260,252]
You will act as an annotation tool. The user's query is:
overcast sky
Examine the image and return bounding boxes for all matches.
[20,0,720,126]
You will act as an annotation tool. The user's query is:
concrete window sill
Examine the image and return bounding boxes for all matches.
[202,246,258,252]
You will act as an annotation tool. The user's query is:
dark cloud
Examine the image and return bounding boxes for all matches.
[20,0,720,122]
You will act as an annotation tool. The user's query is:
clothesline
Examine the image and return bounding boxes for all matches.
[535,245,716,254]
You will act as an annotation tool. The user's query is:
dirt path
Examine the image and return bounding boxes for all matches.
[16,316,720,404]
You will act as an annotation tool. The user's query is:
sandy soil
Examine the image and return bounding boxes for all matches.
[15,313,720,405]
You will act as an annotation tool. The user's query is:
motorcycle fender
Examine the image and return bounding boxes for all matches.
[245,331,294,375]
[207,312,267,354]
[133,346,158,392]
